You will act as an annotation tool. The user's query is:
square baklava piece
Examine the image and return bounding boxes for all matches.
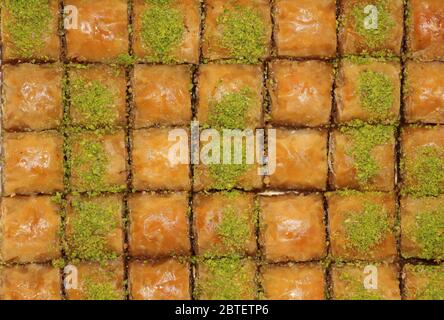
[1,0,60,61]
[65,0,129,62]
[195,256,256,300]
[3,131,64,196]
[330,124,396,191]
[129,259,191,300]
[133,65,192,128]
[404,265,444,300]
[260,264,326,300]
[339,0,404,55]
[401,196,444,261]
[335,59,401,124]
[68,130,127,193]
[133,0,200,63]
[332,263,400,300]
[65,195,124,263]
[407,0,444,60]
[2,64,63,131]
[193,192,257,256]
[327,192,397,261]
[0,196,61,263]
[401,126,444,197]
[268,60,334,127]
[203,0,272,63]
[267,129,328,191]
[197,64,263,129]
[68,65,127,128]
[404,62,444,124]
[274,0,337,58]
[65,260,125,300]
[0,264,61,300]
[132,128,191,191]
[128,192,191,257]
[259,194,326,262]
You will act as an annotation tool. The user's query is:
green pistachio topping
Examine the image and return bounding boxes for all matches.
[402,145,444,197]
[344,201,390,252]
[84,279,120,300]
[141,1,185,63]
[358,70,394,119]
[70,77,117,129]
[218,6,267,63]
[351,0,395,49]
[341,123,393,186]
[66,198,119,264]
[208,88,254,130]
[216,195,253,253]
[411,265,444,300]
[196,256,254,300]
[414,208,444,260]
[339,270,384,300]
[3,0,52,58]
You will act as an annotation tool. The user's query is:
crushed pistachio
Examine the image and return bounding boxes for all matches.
[339,270,384,300]
[358,70,394,119]
[402,145,444,197]
[344,201,390,252]
[116,53,137,66]
[208,88,254,130]
[351,0,395,49]
[51,258,66,269]
[414,208,444,260]
[195,255,254,300]
[140,1,185,62]
[70,77,117,129]
[218,6,267,63]
[84,279,120,300]
[411,265,444,300]
[341,123,393,186]
[66,197,119,264]
[3,0,52,58]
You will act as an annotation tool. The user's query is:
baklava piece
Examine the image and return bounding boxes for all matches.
[3,131,64,196]
[195,256,256,300]
[203,0,272,63]
[335,59,401,124]
[0,196,61,263]
[2,64,63,131]
[404,62,444,124]
[339,0,404,55]
[401,196,444,260]
[193,192,257,256]
[1,0,60,61]
[129,259,191,300]
[65,195,124,263]
[197,64,263,129]
[274,0,337,58]
[332,263,401,300]
[400,126,444,197]
[261,264,326,300]
[407,0,444,60]
[404,265,444,300]
[65,0,129,62]
[327,192,397,261]
[133,65,192,128]
[267,129,328,191]
[68,65,127,129]
[330,124,396,191]
[259,194,326,262]
[128,192,190,257]
[0,264,61,300]
[132,128,191,191]
[65,260,125,300]
[268,61,334,127]
[68,130,127,193]
[133,0,200,63]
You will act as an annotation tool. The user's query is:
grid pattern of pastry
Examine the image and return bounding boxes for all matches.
[0,0,443,300]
